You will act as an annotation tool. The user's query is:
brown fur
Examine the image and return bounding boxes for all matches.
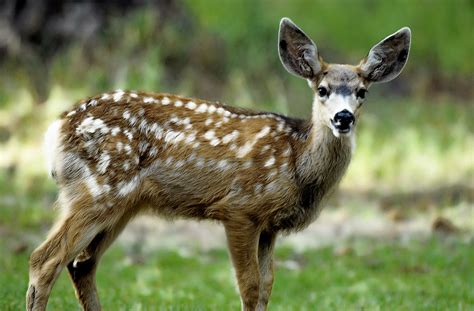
[27,18,410,311]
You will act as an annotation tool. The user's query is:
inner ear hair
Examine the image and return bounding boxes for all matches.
[359,27,411,83]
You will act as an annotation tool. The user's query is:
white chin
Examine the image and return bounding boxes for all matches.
[331,127,341,138]
[330,126,351,138]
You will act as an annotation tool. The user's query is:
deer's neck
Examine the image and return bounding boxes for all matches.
[295,103,354,206]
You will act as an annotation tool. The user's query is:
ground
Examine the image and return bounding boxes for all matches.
[1,198,472,310]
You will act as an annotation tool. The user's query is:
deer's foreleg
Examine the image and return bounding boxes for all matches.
[224,220,261,311]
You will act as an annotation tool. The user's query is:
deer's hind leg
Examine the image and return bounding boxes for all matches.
[66,208,136,311]
[26,194,125,311]
[256,231,276,311]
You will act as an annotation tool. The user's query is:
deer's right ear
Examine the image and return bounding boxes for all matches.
[278,18,322,80]
[359,27,411,83]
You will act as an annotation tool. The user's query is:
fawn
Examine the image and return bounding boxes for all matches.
[27,18,411,311]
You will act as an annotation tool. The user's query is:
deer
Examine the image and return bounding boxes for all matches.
[26,18,411,311]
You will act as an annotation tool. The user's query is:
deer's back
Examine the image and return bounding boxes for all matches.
[48,90,311,223]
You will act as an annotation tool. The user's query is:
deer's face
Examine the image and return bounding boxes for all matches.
[311,65,367,137]
[278,18,411,138]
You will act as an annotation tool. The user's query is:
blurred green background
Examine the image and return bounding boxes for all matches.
[0,0,472,310]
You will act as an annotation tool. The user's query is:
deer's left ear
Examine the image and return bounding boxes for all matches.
[278,18,322,80]
[359,27,411,83]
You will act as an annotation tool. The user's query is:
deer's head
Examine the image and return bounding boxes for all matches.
[278,18,411,138]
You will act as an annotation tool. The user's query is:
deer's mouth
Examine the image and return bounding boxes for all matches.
[330,119,353,137]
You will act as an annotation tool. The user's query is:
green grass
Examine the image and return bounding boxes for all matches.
[1,237,472,310]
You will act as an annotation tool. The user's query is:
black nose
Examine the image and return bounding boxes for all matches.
[333,109,355,131]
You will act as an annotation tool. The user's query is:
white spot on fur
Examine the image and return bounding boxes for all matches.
[123,110,130,120]
[217,159,230,170]
[97,152,111,174]
[118,175,140,196]
[187,153,197,162]
[123,161,130,171]
[277,122,285,132]
[76,117,109,136]
[174,132,186,143]
[222,130,239,144]
[185,101,197,110]
[162,97,170,105]
[138,141,149,154]
[256,126,271,139]
[182,117,191,126]
[149,146,158,157]
[175,160,185,168]
[130,92,138,98]
[175,100,183,107]
[195,157,205,167]
[196,103,208,113]
[205,118,213,126]
[282,146,291,157]
[123,129,133,141]
[113,90,125,102]
[150,123,163,139]
[101,93,110,100]
[170,116,180,124]
[103,184,111,193]
[208,105,216,113]
[204,130,215,140]
[116,141,123,152]
[66,110,76,117]
[83,166,103,198]
[267,169,277,179]
[264,156,275,167]
[139,120,148,133]
[265,181,278,193]
[124,144,132,155]
[236,141,252,157]
[144,96,155,103]
[129,115,138,126]
[164,131,183,144]
[185,132,197,144]
[236,126,271,158]
[111,127,120,136]
[210,138,221,146]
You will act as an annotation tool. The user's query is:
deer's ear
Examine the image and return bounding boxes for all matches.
[278,18,322,79]
[359,27,411,83]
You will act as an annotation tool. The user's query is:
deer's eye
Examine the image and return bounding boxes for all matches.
[356,88,367,99]
[318,87,329,97]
